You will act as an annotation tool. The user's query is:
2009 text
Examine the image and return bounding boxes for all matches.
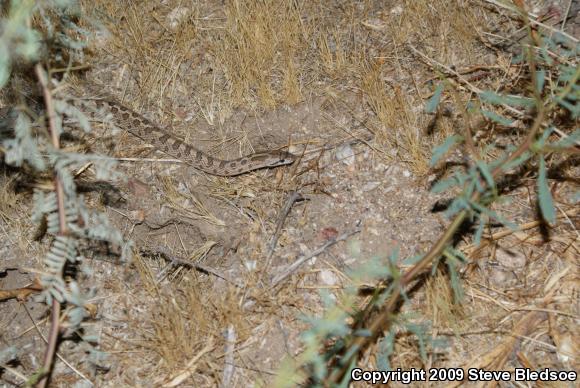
[350,367,577,384]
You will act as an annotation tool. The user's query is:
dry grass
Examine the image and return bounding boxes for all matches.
[0,175,32,255]
[212,0,308,109]
[88,1,200,110]
[1,0,578,386]
[424,268,466,334]
[360,61,433,173]
[83,0,487,174]
[149,278,247,370]
[385,0,482,58]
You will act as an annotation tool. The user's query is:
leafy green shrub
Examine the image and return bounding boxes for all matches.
[278,9,578,387]
[1,0,129,384]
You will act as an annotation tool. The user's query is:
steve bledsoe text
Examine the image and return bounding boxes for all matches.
[350,367,577,384]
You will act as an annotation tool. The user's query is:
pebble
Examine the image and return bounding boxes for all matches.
[167,7,189,30]
[362,181,380,191]
[496,248,527,269]
[336,144,355,166]
[318,269,339,286]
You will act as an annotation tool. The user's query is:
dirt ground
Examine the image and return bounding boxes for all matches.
[1,0,578,387]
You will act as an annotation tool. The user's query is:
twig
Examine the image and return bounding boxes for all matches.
[271,227,361,287]
[155,240,216,283]
[408,44,527,119]
[321,111,384,160]
[142,247,244,288]
[221,324,236,388]
[552,126,580,147]
[0,279,43,302]
[35,64,67,388]
[483,0,578,43]
[561,0,572,32]
[0,364,28,384]
[160,340,214,388]
[22,305,93,386]
[266,191,304,266]
[0,363,28,384]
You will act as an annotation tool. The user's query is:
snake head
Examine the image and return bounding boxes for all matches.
[246,150,296,173]
[268,150,296,167]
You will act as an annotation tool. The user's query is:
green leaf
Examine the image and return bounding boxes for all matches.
[55,100,92,132]
[472,163,495,193]
[377,331,395,370]
[402,254,424,266]
[430,176,459,194]
[14,28,41,60]
[511,51,525,64]
[470,201,517,230]
[556,98,579,118]
[0,42,11,88]
[538,156,556,224]
[533,127,553,150]
[538,46,553,66]
[406,322,429,360]
[444,196,469,218]
[464,179,477,199]
[502,150,531,171]
[552,32,578,54]
[481,109,514,126]
[445,254,465,302]
[446,247,468,263]
[53,0,75,8]
[535,69,546,92]
[480,91,535,108]
[425,82,444,113]
[479,91,506,105]
[552,129,580,149]
[430,135,463,167]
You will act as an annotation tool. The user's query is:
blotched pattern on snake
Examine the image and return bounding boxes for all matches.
[74,96,295,176]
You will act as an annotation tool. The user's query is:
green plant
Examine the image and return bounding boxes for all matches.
[1,1,129,386]
[278,3,578,386]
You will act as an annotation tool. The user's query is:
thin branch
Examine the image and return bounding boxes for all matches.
[221,325,236,388]
[22,304,93,386]
[35,63,67,388]
[483,0,578,43]
[142,247,244,289]
[266,190,304,266]
[271,227,361,287]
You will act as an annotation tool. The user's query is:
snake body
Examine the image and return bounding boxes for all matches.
[75,96,295,176]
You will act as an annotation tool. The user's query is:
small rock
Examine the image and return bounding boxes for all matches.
[317,227,339,241]
[489,267,516,288]
[318,269,339,286]
[556,333,575,364]
[391,5,403,15]
[244,260,257,271]
[167,7,189,30]
[336,144,355,166]
[362,181,380,191]
[496,248,527,269]
[374,163,389,172]
[176,181,189,195]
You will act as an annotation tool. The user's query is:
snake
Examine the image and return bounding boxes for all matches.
[72,95,296,176]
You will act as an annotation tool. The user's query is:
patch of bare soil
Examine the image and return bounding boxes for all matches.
[1,0,578,387]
